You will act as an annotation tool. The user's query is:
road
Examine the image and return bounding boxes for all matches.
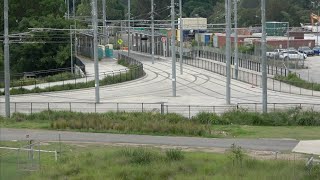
[0,128,299,152]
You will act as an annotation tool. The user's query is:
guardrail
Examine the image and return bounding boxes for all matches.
[2,102,320,118]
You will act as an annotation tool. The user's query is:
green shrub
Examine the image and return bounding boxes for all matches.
[193,112,222,125]
[165,149,184,161]
[120,148,159,165]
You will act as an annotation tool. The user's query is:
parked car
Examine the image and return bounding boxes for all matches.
[313,46,320,55]
[298,46,314,56]
[279,50,307,60]
[288,47,297,51]
[266,49,285,58]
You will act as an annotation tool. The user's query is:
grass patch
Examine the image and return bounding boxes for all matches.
[1,142,319,180]
[275,73,320,91]
[0,59,144,95]
[0,72,82,89]
[2,108,320,140]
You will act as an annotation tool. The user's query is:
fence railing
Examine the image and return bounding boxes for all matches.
[0,54,144,93]
[191,46,291,76]
[238,103,320,113]
[2,102,320,118]
[0,102,236,118]
[179,53,320,97]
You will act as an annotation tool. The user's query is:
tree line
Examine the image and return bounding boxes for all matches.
[0,0,319,74]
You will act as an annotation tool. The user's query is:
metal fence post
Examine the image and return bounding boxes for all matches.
[188,105,191,119]
[69,102,72,112]
[31,102,33,114]
[160,103,164,115]
[95,103,97,113]
[142,103,144,112]
[255,103,257,113]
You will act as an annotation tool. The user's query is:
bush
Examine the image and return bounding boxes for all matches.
[165,149,184,161]
[193,112,222,125]
[120,148,159,165]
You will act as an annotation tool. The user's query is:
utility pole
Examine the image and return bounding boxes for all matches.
[225,0,231,105]
[261,0,267,113]
[67,0,70,19]
[73,0,77,59]
[151,0,155,64]
[73,0,75,17]
[92,0,100,103]
[234,0,239,79]
[102,0,107,45]
[70,25,73,73]
[179,0,183,74]
[4,0,10,117]
[171,0,176,97]
[128,0,131,56]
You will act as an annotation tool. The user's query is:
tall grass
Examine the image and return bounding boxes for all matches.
[193,108,320,126]
[3,108,320,139]
[25,146,320,180]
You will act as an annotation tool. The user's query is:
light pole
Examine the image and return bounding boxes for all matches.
[102,0,107,45]
[151,0,155,64]
[171,0,176,97]
[234,0,239,79]
[92,0,100,103]
[225,0,231,105]
[70,25,74,73]
[179,0,183,74]
[128,0,131,56]
[4,0,10,117]
[67,0,70,19]
[261,0,268,113]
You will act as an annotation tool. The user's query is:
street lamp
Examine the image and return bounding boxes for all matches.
[4,0,10,117]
